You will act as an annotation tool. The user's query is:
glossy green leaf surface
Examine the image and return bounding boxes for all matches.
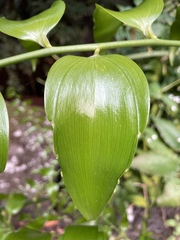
[0,0,65,47]
[59,225,108,240]
[93,0,164,40]
[45,54,149,220]
[132,152,179,176]
[0,93,9,173]
[152,117,180,152]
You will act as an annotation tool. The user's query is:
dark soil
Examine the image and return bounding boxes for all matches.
[0,101,179,240]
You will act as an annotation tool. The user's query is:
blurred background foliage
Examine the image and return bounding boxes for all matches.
[0,0,180,239]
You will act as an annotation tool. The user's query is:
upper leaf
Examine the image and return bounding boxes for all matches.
[0,93,9,173]
[170,6,180,41]
[93,6,122,43]
[0,0,65,47]
[93,0,164,41]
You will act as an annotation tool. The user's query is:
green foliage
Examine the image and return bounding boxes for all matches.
[166,214,180,240]
[94,0,164,42]
[0,0,65,47]
[132,153,179,176]
[152,117,180,152]
[157,177,180,207]
[170,6,180,40]
[0,0,179,239]
[4,227,52,240]
[93,6,122,43]
[5,193,26,215]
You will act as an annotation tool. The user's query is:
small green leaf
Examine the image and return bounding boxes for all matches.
[131,152,179,176]
[46,182,59,205]
[27,217,47,231]
[144,128,175,158]
[166,219,177,228]
[161,95,179,115]
[0,93,9,173]
[0,0,65,47]
[157,177,180,207]
[27,215,56,231]
[5,193,26,215]
[4,227,52,240]
[33,166,54,177]
[59,225,108,240]
[93,5,122,43]
[93,0,164,40]
[152,117,180,152]
[130,195,147,208]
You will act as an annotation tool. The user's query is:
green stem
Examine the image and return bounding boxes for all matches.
[0,39,179,67]
[161,79,180,93]
[127,50,168,60]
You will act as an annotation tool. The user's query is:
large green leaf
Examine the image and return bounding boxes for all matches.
[157,177,180,207]
[0,93,9,173]
[93,0,164,41]
[152,117,180,152]
[131,152,179,176]
[0,0,65,47]
[59,225,108,240]
[45,54,149,220]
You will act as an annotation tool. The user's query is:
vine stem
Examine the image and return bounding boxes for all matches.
[161,79,180,93]
[0,39,180,67]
